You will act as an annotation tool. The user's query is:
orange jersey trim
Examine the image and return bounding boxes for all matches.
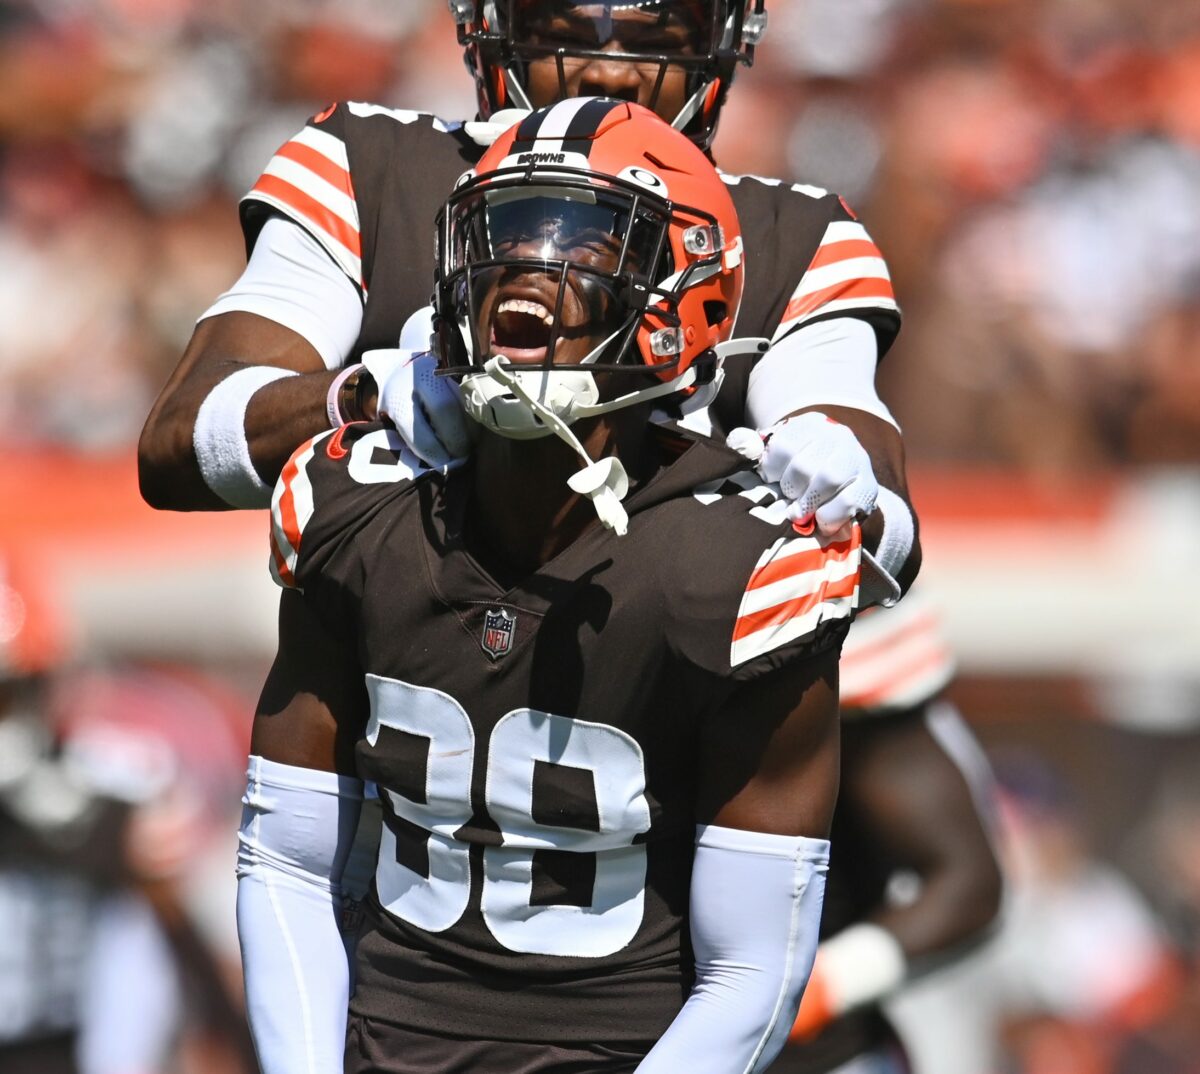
[745,536,859,592]
[840,608,943,669]
[275,139,354,198]
[807,238,883,272]
[733,572,859,643]
[250,173,362,260]
[274,448,307,562]
[269,530,296,588]
[843,645,955,709]
[782,277,896,324]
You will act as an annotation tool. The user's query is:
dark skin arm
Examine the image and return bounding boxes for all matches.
[696,647,841,837]
[840,705,1003,960]
[138,313,347,511]
[249,587,367,773]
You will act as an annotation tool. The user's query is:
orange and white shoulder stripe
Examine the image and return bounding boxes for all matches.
[269,432,330,589]
[839,590,956,715]
[772,220,897,342]
[731,525,862,667]
[245,126,362,288]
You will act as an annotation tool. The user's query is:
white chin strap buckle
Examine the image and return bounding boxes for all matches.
[567,456,630,537]
[474,357,631,535]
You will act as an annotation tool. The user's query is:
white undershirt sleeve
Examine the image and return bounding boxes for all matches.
[202,216,364,371]
[746,318,898,431]
[236,756,365,1074]
[634,825,830,1074]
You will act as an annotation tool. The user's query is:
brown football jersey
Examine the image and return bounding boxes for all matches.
[240,104,900,434]
[270,422,861,1051]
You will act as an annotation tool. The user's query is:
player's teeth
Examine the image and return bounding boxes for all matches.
[498,298,553,324]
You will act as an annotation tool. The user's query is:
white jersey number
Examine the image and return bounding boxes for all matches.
[365,673,651,958]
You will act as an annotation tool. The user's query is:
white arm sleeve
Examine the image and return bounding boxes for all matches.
[746,318,898,431]
[236,756,365,1074]
[635,825,830,1074]
[202,216,364,371]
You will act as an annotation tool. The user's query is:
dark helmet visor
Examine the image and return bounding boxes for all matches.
[448,183,668,279]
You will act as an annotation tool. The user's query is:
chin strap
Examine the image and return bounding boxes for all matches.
[479,357,640,535]
[473,343,754,535]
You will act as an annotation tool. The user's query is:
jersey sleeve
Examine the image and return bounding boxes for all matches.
[838,587,956,716]
[268,421,430,597]
[664,478,863,686]
[240,102,364,291]
[771,195,900,351]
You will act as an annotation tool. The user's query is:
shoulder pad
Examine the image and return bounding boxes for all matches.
[662,465,862,680]
[243,104,363,288]
[269,423,434,590]
[773,216,900,344]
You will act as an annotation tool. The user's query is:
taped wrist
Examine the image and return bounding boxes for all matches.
[193,366,298,508]
[813,923,908,1015]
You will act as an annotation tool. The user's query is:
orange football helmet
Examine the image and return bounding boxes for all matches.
[435,97,744,426]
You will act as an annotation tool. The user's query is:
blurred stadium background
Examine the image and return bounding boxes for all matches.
[1,0,1198,1071]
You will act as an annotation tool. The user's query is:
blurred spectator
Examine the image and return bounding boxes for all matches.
[0,0,1194,471]
[0,554,254,1073]
[987,755,1183,1074]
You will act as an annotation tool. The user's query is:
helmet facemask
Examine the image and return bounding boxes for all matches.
[437,166,726,443]
[430,98,747,535]
[452,1,767,148]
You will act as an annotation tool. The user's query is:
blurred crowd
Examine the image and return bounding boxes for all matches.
[1,1,1199,1072]
[1,0,1198,468]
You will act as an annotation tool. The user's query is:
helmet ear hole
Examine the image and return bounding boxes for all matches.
[703,300,727,327]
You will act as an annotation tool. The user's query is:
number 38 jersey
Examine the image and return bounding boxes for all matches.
[270,420,862,1049]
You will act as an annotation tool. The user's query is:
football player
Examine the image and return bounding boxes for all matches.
[0,560,216,1074]
[138,0,918,604]
[775,593,1004,1074]
[237,100,863,1074]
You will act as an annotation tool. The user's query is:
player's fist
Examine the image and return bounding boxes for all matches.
[362,348,472,468]
[729,413,878,535]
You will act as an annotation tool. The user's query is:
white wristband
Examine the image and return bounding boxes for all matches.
[816,923,907,1015]
[193,366,298,508]
[860,485,914,608]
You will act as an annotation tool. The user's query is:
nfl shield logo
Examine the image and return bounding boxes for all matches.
[481,608,516,659]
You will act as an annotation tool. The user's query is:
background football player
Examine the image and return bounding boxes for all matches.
[238,100,861,1074]
[775,593,1004,1074]
[138,0,918,603]
[0,557,256,1074]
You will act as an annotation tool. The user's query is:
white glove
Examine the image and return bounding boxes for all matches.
[727,412,878,535]
[361,349,473,468]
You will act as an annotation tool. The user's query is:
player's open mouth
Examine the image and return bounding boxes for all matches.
[490,297,556,364]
